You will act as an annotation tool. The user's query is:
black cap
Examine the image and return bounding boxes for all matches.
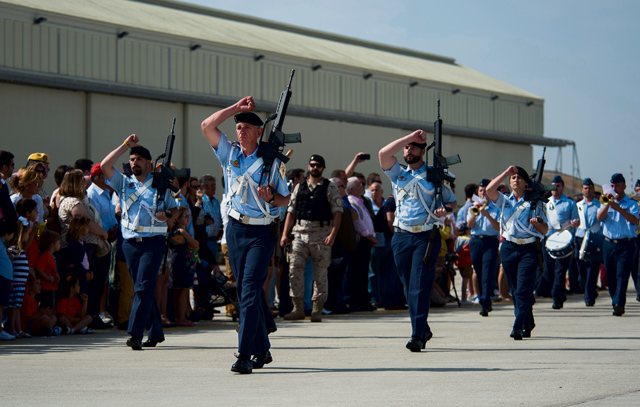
[129,146,152,161]
[309,154,325,168]
[234,112,263,127]
[515,166,531,185]
[610,173,625,184]
[552,175,564,185]
[478,178,491,187]
[582,178,594,187]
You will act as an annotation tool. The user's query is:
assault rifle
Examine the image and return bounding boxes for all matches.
[257,69,302,186]
[524,146,555,205]
[423,99,462,264]
[152,118,191,212]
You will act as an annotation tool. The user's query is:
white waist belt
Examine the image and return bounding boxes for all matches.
[121,219,167,234]
[394,220,436,233]
[502,235,537,245]
[229,209,273,226]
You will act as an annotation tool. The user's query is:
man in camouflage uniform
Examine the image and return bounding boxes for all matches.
[281,155,343,322]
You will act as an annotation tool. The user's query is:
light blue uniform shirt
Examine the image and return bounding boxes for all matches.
[106,170,177,240]
[456,200,473,230]
[575,198,602,238]
[383,161,456,227]
[86,183,117,231]
[495,193,548,240]
[545,194,579,237]
[215,133,289,218]
[601,195,639,239]
[466,201,500,237]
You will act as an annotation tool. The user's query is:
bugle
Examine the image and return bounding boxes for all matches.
[470,202,488,216]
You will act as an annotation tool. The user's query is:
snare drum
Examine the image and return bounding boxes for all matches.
[578,231,604,264]
[545,230,574,259]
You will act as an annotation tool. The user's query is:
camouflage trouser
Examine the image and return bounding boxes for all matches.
[288,237,331,302]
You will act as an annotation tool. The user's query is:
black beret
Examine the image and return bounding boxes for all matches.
[515,166,531,185]
[129,146,152,161]
[610,173,625,184]
[309,154,325,168]
[234,112,263,127]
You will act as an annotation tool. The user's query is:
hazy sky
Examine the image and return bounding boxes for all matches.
[182,0,640,189]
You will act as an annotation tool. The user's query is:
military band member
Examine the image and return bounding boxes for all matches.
[574,178,602,306]
[280,154,342,323]
[486,166,548,340]
[467,178,501,317]
[537,175,579,309]
[379,130,457,352]
[101,137,178,350]
[202,96,290,374]
[596,173,639,316]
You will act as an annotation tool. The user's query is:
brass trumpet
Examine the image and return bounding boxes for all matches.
[470,202,488,216]
[600,193,617,205]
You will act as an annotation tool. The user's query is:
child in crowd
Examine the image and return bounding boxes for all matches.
[66,215,93,294]
[55,275,92,334]
[6,199,39,338]
[20,275,61,336]
[0,218,18,341]
[16,198,40,272]
[170,206,200,326]
[35,230,62,310]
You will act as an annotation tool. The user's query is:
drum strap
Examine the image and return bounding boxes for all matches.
[546,198,561,230]
[577,200,601,233]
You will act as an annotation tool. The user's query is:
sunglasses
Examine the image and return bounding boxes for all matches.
[309,163,323,168]
[179,215,190,218]
[35,169,46,174]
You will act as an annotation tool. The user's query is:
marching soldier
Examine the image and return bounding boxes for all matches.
[486,166,548,340]
[467,178,501,317]
[574,178,603,306]
[379,130,457,352]
[596,173,639,316]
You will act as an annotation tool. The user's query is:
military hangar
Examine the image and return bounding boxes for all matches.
[0,0,572,200]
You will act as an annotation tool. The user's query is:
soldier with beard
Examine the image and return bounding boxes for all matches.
[281,154,342,322]
[379,130,457,352]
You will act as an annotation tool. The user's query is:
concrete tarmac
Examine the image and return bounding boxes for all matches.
[2,292,640,406]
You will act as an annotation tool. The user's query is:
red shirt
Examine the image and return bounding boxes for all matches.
[56,297,82,317]
[25,234,40,268]
[20,293,38,332]
[36,251,58,291]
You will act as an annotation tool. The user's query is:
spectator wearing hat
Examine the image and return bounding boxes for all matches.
[102,136,178,349]
[86,163,117,323]
[574,178,603,306]
[536,175,580,309]
[467,178,501,316]
[280,154,342,322]
[486,166,548,340]
[596,173,639,316]
[202,96,290,374]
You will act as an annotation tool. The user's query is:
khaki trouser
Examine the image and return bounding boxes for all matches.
[221,243,238,316]
[117,260,134,324]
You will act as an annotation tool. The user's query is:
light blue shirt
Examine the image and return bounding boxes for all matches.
[106,170,177,239]
[466,201,500,237]
[545,194,579,237]
[495,193,548,240]
[601,195,639,239]
[575,198,602,238]
[456,200,473,230]
[86,183,117,231]
[0,240,13,280]
[383,161,457,227]
[214,133,289,218]
[175,193,195,237]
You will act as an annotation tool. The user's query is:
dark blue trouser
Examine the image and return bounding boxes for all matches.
[391,229,440,341]
[383,240,405,308]
[227,219,273,356]
[632,236,640,298]
[368,245,386,306]
[500,241,538,330]
[574,236,600,305]
[603,239,635,309]
[122,236,165,341]
[469,236,499,310]
[543,247,572,305]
